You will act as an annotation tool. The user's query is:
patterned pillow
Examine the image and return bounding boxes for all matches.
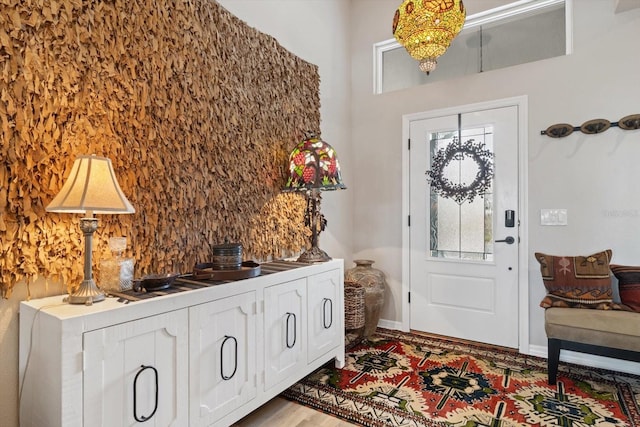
[610,264,640,312]
[535,250,621,310]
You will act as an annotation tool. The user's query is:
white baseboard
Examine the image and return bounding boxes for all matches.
[377,318,405,331]
[527,344,547,359]
[514,344,640,376]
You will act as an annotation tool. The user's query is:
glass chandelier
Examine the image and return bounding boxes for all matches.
[393,0,466,74]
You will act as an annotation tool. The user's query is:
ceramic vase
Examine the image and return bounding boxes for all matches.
[345,259,386,338]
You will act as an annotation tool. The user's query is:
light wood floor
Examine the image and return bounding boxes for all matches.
[233,397,355,426]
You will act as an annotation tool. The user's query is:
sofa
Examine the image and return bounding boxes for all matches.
[535,250,640,384]
[545,307,640,384]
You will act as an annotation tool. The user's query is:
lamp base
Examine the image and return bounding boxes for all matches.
[296,246,332,263]
[65,278,105,305]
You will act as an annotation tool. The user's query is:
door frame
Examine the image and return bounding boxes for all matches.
[401,95,529,355]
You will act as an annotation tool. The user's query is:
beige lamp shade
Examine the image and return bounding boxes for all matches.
[46,155,135,215]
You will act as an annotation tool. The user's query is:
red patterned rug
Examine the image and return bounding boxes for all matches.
[282,329,640,426]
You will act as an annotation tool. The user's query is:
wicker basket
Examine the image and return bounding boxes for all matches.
[344,281,365,330]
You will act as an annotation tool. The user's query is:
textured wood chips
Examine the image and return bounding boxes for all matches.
[0,0,319,297]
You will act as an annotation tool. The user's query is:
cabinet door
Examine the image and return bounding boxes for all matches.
[264,278,306,391]
[83,310,189,427]
[189,292,257,426]
[307,269,342,363]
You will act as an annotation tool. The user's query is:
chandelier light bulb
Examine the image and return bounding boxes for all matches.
[419,58,438,74]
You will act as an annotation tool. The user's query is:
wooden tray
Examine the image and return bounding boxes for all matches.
[191,261,261,281]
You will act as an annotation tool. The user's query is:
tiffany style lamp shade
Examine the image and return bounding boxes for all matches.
[284,134,346,263]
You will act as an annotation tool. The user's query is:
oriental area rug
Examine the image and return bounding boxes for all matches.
[282,329,640,426]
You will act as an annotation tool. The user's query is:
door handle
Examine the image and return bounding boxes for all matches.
[133,365,159,422]
[285,312,297,349]
[220,335,238,381]
[495,236,515,244]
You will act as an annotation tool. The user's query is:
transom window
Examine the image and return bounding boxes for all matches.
[374,0,571,93]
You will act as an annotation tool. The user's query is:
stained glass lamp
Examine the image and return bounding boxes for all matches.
[392,0,466,74]
[46,155,135,304]
[284,134,346,263]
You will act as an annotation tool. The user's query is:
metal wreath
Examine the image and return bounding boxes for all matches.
[427,138,494,204]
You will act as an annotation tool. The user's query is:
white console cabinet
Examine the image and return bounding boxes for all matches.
[19,260,344,427]
[307,270,342,364]
[264,278,307,391]
[190,291,258,426]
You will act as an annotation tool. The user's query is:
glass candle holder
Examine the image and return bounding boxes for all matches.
[100,237,135,293]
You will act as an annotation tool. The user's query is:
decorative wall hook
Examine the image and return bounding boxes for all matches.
[541,114,640,137]
[580,119,610,134]
[544,123,574,138]
[619,114,640,130]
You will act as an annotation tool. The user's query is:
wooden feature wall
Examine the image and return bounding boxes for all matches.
[0,0,318,297]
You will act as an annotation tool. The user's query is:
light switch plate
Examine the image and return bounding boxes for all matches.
[540,209,568,226]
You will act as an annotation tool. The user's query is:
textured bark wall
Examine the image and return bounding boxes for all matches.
[0,0,318,297]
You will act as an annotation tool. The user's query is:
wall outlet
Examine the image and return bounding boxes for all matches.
[540,209,568,226]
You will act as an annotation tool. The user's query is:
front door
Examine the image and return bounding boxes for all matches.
[409,104,519,348]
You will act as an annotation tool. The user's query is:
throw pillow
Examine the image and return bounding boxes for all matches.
[535,250,621,310]
[610,264,640,312]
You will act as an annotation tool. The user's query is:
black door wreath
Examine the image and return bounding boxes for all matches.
[426,138,494,204]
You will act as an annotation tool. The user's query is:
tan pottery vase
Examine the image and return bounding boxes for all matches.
[345,259,386,338]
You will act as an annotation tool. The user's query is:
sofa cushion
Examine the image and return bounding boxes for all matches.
[610,264,640,312]
[535,250,622,310]
[545,307,640,352]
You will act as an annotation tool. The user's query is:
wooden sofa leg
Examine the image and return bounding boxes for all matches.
[548,338,561,385]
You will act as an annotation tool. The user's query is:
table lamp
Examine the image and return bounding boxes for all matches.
[46,155,135,304]
[284,133,346,263]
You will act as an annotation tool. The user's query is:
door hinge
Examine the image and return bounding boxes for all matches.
[408,215,411,227]
[408,138,411,150]
[408,292,411,303]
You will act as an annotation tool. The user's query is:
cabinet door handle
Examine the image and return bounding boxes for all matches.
[285,312,297,349]
[322,298,333,329]
[220,335,238,381]
[133,365,159,423]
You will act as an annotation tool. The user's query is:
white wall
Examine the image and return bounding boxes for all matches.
[350,0,640,348]
[220,0,640,351]
[216,0,354,265]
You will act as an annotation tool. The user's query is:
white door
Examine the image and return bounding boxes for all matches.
[409,105,519,348]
